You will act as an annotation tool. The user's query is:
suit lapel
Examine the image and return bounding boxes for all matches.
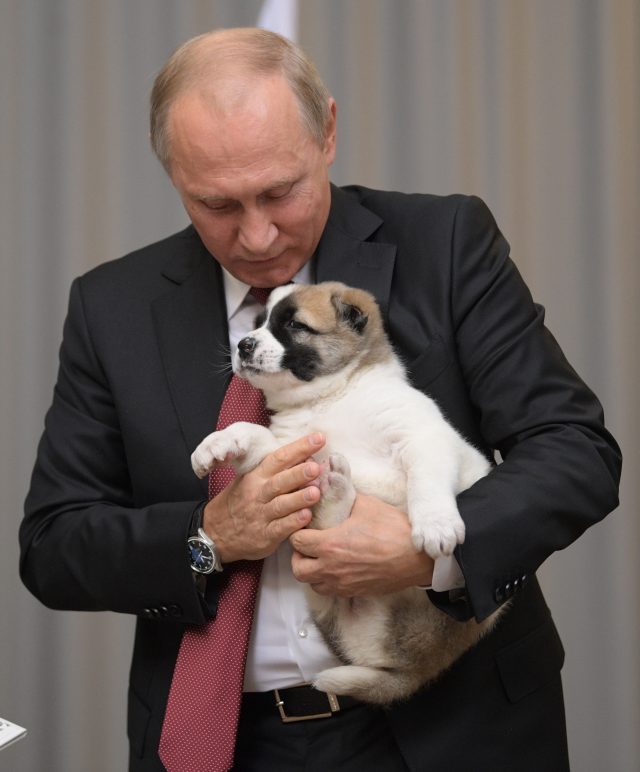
[151,229,230,485]
[316,185,396,319]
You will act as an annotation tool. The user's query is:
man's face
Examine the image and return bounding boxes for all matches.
[167,75,336,287]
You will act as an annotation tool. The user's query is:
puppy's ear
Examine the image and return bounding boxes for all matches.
[332,295,368,334]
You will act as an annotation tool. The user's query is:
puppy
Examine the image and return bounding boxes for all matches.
[192,282,500,705]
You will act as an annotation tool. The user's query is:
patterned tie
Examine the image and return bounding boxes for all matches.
[159,287,271,772]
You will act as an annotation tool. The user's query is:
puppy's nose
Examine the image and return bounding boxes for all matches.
[238,336,257,360]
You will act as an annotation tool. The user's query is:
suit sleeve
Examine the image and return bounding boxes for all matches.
[19,278,218,625]
[429,196,622,621]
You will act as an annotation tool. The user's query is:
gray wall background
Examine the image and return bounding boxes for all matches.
[1,1,638,770]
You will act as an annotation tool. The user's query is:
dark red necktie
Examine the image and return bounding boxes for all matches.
[159,287,271,772]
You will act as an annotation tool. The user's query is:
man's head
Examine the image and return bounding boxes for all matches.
[150,28,337,287]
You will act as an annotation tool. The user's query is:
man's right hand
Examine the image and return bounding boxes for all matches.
[201,432,325,563]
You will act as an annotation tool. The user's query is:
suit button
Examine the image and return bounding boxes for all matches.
[159,606,169,617]
[494,586,505,603]
[505,582,512,597]
[168,604,183,618]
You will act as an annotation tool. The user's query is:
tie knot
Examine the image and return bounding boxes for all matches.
[249,286,272,305]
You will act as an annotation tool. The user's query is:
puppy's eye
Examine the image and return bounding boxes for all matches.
[285,319,314,333]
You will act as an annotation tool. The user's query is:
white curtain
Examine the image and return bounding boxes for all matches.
[1,1,637,770]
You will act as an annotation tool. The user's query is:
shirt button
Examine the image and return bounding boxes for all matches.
[298,628,308,638]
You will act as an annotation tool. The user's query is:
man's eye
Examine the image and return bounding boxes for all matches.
[285,319,314,333]
[266,183,294,200]
[202,200,236,213]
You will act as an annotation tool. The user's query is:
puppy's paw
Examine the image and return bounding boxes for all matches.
[313,665,409,705]
[312,453,356,528]
[313,665,374,697]
[191,424,252,478]
[319,454,354,500]
[411,507,465,558]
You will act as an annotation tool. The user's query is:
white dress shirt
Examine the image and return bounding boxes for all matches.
[219,266,463,693]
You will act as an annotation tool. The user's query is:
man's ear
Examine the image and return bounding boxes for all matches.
[323,98,337,165]
[332,294,368,334]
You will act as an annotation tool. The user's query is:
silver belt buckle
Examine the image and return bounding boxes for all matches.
[274,687,341,723]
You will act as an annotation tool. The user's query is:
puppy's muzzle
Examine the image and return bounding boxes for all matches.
[238,336,257,361]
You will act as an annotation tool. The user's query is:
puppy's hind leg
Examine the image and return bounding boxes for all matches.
[314,665,416,706]
[311,453,356,529]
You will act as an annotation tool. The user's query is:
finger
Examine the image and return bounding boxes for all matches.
[289,528,322,557]
[263,460,322,500]
[261,433,325,475]
[267,508,313,545]
[269,485,321,519]
[290,550,318,583]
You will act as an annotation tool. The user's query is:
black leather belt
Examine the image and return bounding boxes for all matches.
[271,683,361,722]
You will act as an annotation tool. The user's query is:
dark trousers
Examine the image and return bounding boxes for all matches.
[232,691,409,771]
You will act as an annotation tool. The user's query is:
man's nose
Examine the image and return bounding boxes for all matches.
[238,336,257,360]
[237,207,278,254]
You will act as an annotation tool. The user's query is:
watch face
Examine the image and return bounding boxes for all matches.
[188,537,215,574]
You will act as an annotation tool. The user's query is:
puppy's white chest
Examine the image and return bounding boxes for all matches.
[270,399,407,508]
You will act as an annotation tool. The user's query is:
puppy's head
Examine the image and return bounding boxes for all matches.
[233,282,391,403]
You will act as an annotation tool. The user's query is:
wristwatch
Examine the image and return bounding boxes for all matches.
[188,528,223,574]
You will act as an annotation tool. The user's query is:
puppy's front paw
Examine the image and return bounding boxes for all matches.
[411,507,465,558]
[191,426,251,478]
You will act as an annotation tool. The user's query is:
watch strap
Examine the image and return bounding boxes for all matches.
[188,500,207,538]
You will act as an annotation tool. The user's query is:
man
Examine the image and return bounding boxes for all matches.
[20,28,621,771]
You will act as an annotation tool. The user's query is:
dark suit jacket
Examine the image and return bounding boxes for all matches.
[21,185,621,771]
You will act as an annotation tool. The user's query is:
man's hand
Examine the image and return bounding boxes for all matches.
[202,432,325,563]
[290,493,434,596]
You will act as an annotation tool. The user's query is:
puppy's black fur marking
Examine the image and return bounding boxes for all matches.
[282,345,321,381]
[268,294,322,382]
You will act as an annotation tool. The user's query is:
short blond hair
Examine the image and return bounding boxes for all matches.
[150,27,332,171]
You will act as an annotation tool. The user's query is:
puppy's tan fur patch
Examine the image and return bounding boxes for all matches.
[291,282,394,372]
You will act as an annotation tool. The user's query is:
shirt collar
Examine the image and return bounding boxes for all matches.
[221,260,314,322]
[221,268,251,321]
